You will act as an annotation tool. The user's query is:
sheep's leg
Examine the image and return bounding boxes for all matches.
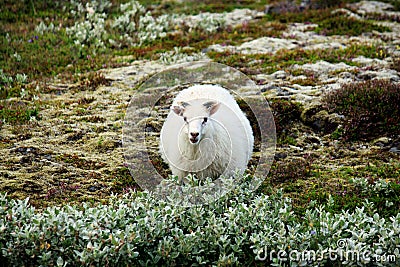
[169,166,188,184]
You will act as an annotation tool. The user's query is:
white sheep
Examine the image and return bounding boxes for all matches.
[159,84,254,182]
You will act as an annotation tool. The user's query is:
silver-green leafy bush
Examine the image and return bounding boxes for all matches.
[158,47,208,65]
[1,176,399,266]
[111,1,179,46]
[0,69,15,85]
[65,4,108,51]
[66,0,112,18]
[35,21,59,35]
[61,0,226,53]
[351,177,393,196]
[0,69,28,87]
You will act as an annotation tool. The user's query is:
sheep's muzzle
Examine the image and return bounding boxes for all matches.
[190,137,199,144]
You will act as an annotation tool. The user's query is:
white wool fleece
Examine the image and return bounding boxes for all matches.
[159,84,254,181]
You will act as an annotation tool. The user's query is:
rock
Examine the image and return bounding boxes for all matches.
[348,1,400,42]
[297,133,322,150]
[256,71,287,84]
[352,56,390,68]
[294,61,356,76]
[223,9,265,26]
[371,137,392,148]
[338,72,354,79]
[88,185,100,192]
[356,69,400,81]
[389,147,400,154]
[265,1,302,14]
[240,37,298,54]
[389,138,400,154]
[260,84,280,92]
[293,93,315,102]
[301,105,342,133]
[348,1,394,15]
[274,152,288,160]
[300,104,321,121]
[282,23,319,41]
[304,135,322,145]
[261,84,291,98]
[13,146,39,155]
[271,70,288,80]
[289,145,303,151]
[306,42,347,50]
[173,9,265,33]
[208,37,298,54]
[266,0,318,14]
[357,71,378,80]
[287,23,318,33]
[103,60,167,87]
[333,8,363,20]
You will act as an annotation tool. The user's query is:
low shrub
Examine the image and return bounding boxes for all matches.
[269,5,391,36]
[268,154,313,184]
[269,99,303,144]
[1,176,399,266]
[314,11,391,36]
[322,79,400,141]
[73,72,111,91]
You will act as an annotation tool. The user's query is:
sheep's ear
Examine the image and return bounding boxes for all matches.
[172,102,189,116]
[179,101,190,108]
[172,105,184,116]
[203,101,220,115]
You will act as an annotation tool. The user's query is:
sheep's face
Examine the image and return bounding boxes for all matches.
[172,100,220,145]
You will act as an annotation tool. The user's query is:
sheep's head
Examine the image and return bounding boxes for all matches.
[172,100,221,145]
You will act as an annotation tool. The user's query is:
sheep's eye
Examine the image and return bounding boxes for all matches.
[183,117,187,122]
[203,117,208,123]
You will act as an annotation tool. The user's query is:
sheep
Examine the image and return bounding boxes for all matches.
[159,84,254,182]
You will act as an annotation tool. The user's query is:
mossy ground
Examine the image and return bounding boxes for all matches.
[0,0,399,219]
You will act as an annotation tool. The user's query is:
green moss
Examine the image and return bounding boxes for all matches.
[79,116,106,123]
[291,75,319,86]
[55,154,107,170]
[330,126,344,140]
[111,166,139,192]
[268,156,313,184]
[266,156,400,218]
